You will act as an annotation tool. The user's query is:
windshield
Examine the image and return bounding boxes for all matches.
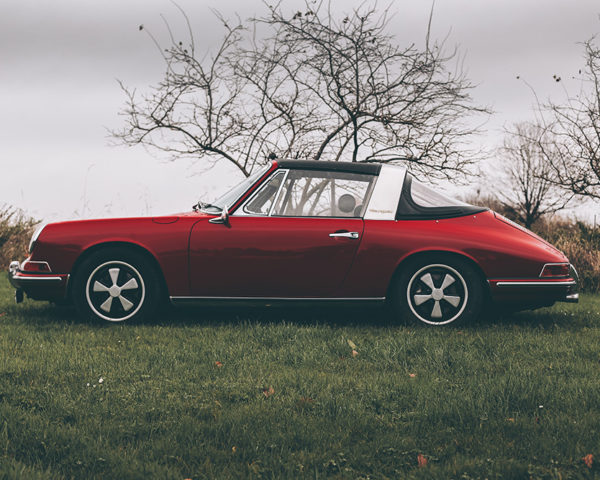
[198,165,270,213]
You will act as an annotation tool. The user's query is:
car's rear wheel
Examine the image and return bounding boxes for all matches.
[393,257,484,326]
[72,248,160,323]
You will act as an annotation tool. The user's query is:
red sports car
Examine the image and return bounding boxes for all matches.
[8,160,578,325]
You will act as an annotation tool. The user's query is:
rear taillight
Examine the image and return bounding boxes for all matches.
[540,263,570,278]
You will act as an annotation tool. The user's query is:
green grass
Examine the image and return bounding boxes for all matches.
[0,277,599,479]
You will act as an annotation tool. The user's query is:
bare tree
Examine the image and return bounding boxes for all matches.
[115,14,261,176]
[497,122,573,229]
[540,38,600,198]
[114,2,488,179]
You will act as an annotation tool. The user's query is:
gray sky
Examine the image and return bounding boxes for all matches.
[1,0,599,221]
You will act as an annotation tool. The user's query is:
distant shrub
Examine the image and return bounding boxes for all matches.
[534,219,600,292]
[0,206,38,266]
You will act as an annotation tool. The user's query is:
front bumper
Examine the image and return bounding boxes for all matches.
[8,261,69,302]
[489,265,579,306]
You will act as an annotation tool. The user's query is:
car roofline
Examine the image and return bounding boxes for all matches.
[275,159,382,176]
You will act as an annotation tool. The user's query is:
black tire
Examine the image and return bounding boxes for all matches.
[72,248,161,323]
[393,256,484,326]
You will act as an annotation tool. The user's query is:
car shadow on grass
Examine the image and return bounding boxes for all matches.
[6,301,397,329]
[157,304,397,329]
[485,309,589,330]
[148,303,589,331]
[8,299,591,332]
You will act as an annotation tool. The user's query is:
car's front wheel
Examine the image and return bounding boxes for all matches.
[72,248,160,323]
[393,257,484,326]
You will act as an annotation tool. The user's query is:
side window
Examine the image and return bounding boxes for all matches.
[272,170,374,217]
[241,171,286,215]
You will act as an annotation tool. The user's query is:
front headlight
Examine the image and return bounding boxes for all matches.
[28,223,47,253]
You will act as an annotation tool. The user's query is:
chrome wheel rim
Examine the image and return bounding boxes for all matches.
[85,261,145,322]
[406,264,468,325]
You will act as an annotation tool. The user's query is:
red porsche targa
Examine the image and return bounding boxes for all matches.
[8,160,578,325]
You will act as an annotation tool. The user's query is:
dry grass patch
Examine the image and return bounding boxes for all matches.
[0,205,37,266]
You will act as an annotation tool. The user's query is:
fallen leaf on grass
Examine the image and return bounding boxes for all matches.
[347,339,357,350]
[296,397,314,409]
[417,453,427,467]
[583,454,593,468]
[0,312,6,317]
[262,386,275,398]
[408,373,416,378]
[232,446,237,453]
[351,349,359,357]
[248,461,261,474]
[506,417,515,422]
[214,361,223,368]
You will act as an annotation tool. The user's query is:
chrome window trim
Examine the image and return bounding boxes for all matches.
[364,165,406,220]
[208,164,272,215]
[235,169,287,217]
[268,169,290,216]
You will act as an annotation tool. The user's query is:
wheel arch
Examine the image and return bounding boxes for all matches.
[385,250,491,302]
[68,241,169,301]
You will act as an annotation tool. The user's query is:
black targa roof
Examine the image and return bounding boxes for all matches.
[276,160,381,176]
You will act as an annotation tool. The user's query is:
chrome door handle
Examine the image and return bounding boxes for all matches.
[329,231,359,239]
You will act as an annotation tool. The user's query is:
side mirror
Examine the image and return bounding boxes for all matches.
[209,205,229,225]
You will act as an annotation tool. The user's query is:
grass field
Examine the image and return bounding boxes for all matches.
[0,276,599,479]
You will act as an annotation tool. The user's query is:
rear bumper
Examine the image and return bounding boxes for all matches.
[8,261,69,302]
[489,265,579,306]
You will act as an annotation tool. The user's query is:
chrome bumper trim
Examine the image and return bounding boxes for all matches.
[10,275,64,283]
[496,281,576,287]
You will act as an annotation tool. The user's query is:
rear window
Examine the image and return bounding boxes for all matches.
[410,178,469,208]
[396,174,485,220]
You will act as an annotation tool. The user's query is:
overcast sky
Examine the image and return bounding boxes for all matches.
[1,0,599,222]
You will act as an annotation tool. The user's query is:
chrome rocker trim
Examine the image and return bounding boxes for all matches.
[170,296,386,307]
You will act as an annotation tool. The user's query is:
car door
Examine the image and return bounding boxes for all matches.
[188,168,375,298]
